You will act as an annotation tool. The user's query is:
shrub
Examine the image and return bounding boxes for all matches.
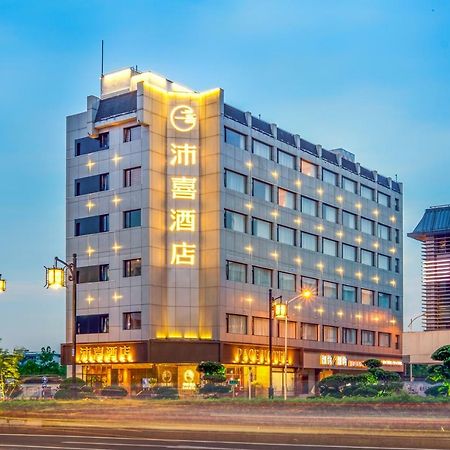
[199,384,230,396]
[135,386,179,400]
[100,385,128,397]
[425,385,444,397]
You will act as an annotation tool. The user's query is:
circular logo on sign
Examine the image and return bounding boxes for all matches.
[170,105,197,132]
[161,370,172,383]
[184,369,195,383]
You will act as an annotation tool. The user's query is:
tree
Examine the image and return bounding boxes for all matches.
[19,346,65,376]
[426,345,450,397]
[196,361,230,396]
[0,345,23,400]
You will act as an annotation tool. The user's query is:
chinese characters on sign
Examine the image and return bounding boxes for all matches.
[319,353,403,368]
[169,104,198,266]
[77,345,133,364]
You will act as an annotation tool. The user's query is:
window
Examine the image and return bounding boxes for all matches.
[225,128,245,150]
[300,159,318,177]
[361,289,374,306]
[278,272,296,291]
[124,209,141,228]
[377,223,390,240]
[227,314,247,334]
[226,261,247,283]
[342,177,357,194]
[361,218,375,235]
[342,285,357,303]
[362,330,375,346]
[75,173,109,196]
[123,125,141,142]
[76,314,109,334]
[395,295,400,311]
[301,232,318,251]
[253,266,272,287]
[379,332,391,348]
[99,132,109,149]
[277,225,295,245]
[378,254,391,271]
[378,292,391,309]
[395,229,400,244]
[361,249,375,266]
[75,134,109,156]
[77,264,109,284]
[253,317,269,336]
[75,214,109,236]
[124,167,141,187]
[322,169,338,186]
[378,191,390,207]
[252,218,272,240]
[323,326,338,343]
[343,244,357,262]
[123,258,141,277]
[225,169,247,193]
[395,258,400,273]
[342,328,357,344]
[361,185,374,200]
[302,323,319,341]
[301,276,318,292]
[395,334,400,350]
[342,211,357,229]
[301,196,318,216]
[323,281,338,299]
[395,198,400,212]
[322,238,338,256]
[278,321,296,339]
[252,179,272,202]
[278,188,295,209]
[278,150,295,169]
[123,312,141,330]
[224,210,246,233]
[252,139,271,159]
[322,204,338,223]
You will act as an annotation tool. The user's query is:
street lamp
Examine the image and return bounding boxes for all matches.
[45,254,77,382]
[0,275,6,292]
[268,288,283,399]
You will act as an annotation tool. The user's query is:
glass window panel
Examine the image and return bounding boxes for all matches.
[342,285,357,303]
[362,330,375,346]
[378,254,391,270]
[278,272,296,291]
[322,169,338,185]
[342,177,357,193]
[226,261,247,282]
[301,276,318,292]
[225,128,246,150]
[253,266,272,287]
[342,211,357,229]
[253,139,271,159]
[361,217,375,235]
[361,249,374,266]
[123,258,141,277]
[124,209,141,228]
[342,328,357,344]
[378,223,390,240]
[378,292,391,309]
[323,326,338,343]
[300,159,317,177]
[278,150,295,169]
[343,244,357,262]
[227,314,247,334]
[301,197,318,216]
[278,188,296,209]
[378,191,390,207]
[379,332,391,347]
[224,210,246,233]
[253,179,272,202]
[123,312,141,330]
[278,225,295,245]
[124,167,141,187]
[322,238,338,256]
[252,218,272,239]
[278,321,296,339]
[253,317,269,336]
[301,232,318,251]
[361,185,374,200]
[361,289,374,305]
[323,281,338,299]
[302,323,318,340]
[323,204,338,223]
[225,170,247,193]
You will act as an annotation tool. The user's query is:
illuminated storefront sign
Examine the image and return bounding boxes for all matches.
[320,353,403,368]
[231,346,295,366]
[76,344,134,364]
[170,105,197,132]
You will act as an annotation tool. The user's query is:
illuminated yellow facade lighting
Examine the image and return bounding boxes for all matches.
[372,275,380,284]
[355,236,363,244]
[170,105,197,132]
[245,245,253,254]
[169,209,196,232]
[112,242,122,253]
[244,297,253,304]
[170,143,197,166]
[355,271,363,280]
[390,215,396,223]
[294,217,302,225]
[355,313,362,320]
[112,195,122,206]
[389,319,397,324]
[317,188,323,196]
[86,160,95,171]
[112,292,123,302]
[112,154,123,165]
[245,202,253,210]
[373,242,380,249]
[389,279,397,287]
[337,310,344,318]
[295,179,302,188]
[86,295,94,304]
[389,247,396,254]
[271,171,279,179]
[245,161,253,169]
[316,224,324,232]
[294,256,302,265]
[336,267,344,276]
[270,251,279,261]
[86,246,95,257]
[171,176,197,200]
[316,307,324,315]
[373,209,379,217]
[270,210,279,218]
[336,195,344,203]
[170,242,196,265]
[86,200,95,212]
[355,202,362,210]
[336,230,344,239]
[316,262,324,271]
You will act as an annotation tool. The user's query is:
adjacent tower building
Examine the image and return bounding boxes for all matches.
[63,67,404,395]
[408,205,450,330]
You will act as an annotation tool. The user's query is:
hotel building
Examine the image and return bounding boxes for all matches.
[62,67,403,395]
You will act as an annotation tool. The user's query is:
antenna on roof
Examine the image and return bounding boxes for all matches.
[395,174,398,182]
[101,40,104,78]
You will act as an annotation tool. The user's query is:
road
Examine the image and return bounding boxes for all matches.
[1,426,450,450]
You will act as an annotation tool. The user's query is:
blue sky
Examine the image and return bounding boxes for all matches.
[0,0,449,350]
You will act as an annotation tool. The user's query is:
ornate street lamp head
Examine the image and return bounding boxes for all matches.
[0,275,6,292]
[45,266,66,289]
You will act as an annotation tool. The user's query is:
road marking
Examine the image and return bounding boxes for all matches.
[0,434,448,450]
[0,445,107,450]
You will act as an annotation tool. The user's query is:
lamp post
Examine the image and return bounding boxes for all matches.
[407,313,425,381]
[45,254,77,382]
[268,288,283,399]
[0,275,6,292]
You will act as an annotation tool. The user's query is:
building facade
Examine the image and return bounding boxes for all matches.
[408,205,450,331]
[63,67,403,395]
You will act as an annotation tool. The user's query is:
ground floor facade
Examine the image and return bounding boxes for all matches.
[61,340,403,396]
